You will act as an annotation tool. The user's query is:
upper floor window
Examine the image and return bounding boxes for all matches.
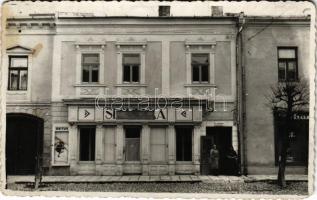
[82,53,99,83]
[8,56,28,90]
[278,47,298,82]
[192,54,209,83]
[123,54,140,83]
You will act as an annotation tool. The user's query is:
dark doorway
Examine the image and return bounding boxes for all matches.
[200,127,233,175]
[6,113,43,175]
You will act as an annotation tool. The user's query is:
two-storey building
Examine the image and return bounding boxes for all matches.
[2,3,311,176]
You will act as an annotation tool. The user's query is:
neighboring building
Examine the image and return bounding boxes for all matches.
[2,4,310,176]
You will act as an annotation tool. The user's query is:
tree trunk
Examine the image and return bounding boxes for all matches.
[277,138,287,188]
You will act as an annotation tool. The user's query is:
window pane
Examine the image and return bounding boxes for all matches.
[123,54,140,65]
[91,68,99,82]
[123,65,131,82]
[132,65,139,82]
[278,49,296,59]
[125,127,141,161]
[10,57,28,68]
[278,62,286,81]
[192,54,209,65]
[176,127,192,161]
[287,61,296,81]
[19,70,28,90]
[79,127,96,161]
[83,54,99,64]
[201,65,209,82]
[82,66,90,82]
[192,65,200,82]
[9,70,19,90]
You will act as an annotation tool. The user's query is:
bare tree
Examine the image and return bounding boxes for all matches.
[267,78,309,188]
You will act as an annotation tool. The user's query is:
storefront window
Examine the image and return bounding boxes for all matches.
[79,126,96,161]
[176,126,192,161]
[125,126,141,161]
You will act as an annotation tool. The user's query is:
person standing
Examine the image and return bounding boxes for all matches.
[210,144,219,175]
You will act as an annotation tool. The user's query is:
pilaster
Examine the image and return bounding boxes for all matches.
[168,125,176,175]
[115,125,124,175]
[141,125,150,175]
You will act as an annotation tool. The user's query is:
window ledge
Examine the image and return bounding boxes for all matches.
[184,83,217,87]
[115,84,147,87]
[7,90,28,95]
[74,84,107,87]
[123,161,142,164]
[175,161,194,164]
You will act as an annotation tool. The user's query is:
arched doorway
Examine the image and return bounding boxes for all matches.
[6,113,43,175]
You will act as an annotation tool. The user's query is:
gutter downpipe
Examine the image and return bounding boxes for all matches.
[236,12,248,175]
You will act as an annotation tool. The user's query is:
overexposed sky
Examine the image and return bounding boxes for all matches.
[1,1,314,17]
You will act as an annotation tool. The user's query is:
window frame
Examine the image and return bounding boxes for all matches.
[191,53,210,83]
[277,47,298,82]
[122,53,141,84]
[124,126,142,162]
[81,53,100,83]
[176,126,193,162]
[8,55,28,91]
[79,126,96,162]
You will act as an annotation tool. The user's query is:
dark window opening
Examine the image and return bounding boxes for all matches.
[277,47,298,82]
[125,126,141,161]
[79,126,96,161]
[159,6,171,17]
[192,54,209,83]
[82,54,99,83]
[176,126,192,161]
[123,54,140,83]
[8,56,28,91]
[274,111,308,166]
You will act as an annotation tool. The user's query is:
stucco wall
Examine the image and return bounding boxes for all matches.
[6,35,53,102]
[244,24,310,174]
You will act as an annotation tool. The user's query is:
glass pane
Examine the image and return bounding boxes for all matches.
[192,54,209,65]
[79,127,96,161]
[287,62,296,80]
[201,65,209,82]
[278,49,296,59]
[9,70,19,90]
[19,70,28,90]
[123,54,140,65]
[91,69,99,82]
[10,57,27,68]
[123,65,130,82]
[82,66,90,82]
[192,65,200,82]
[132,65,139,82]
[83,54,99,64]
[278,62,286,81]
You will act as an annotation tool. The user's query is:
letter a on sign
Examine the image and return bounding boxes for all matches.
[155,109,167,120]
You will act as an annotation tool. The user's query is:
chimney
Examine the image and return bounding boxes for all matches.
[211,6,223,17]
[159,6,170,17]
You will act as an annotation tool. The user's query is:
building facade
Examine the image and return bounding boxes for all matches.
[2,5,311,176]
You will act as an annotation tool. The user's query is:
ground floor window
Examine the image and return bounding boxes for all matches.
[125,126,141,161]
[79,126,96,161]
[176,126,192,161]
[274,111,308,166]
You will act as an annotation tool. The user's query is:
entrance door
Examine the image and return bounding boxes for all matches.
[6,114,43,175]
[200,127,232,175]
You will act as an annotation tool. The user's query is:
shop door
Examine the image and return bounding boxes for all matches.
[6,113,43,175]
[200,127,233,175]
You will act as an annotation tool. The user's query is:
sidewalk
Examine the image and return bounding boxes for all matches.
[6,174,307,184]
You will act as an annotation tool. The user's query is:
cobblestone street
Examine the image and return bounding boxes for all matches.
[6,175,308,195]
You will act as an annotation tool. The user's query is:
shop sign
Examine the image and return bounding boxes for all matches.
[78,107,95,121]
[175,108,193,121]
